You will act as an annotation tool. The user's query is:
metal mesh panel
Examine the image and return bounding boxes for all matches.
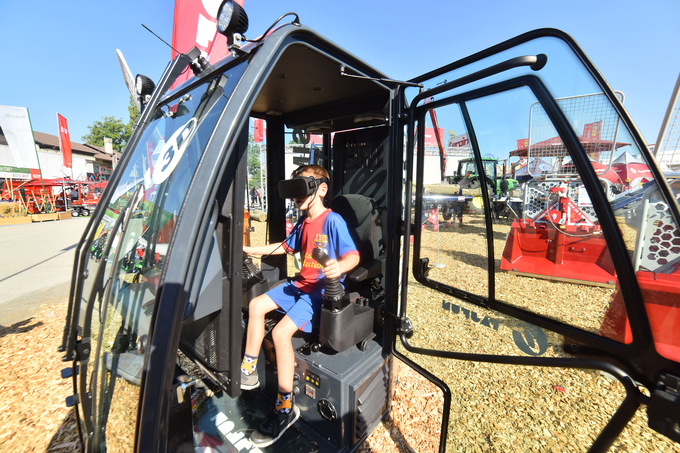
[528,93,624,177]
[633,189,680,273]
[523,179,597,222]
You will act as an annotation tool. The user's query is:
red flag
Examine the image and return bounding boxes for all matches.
[57,113,73,169]
[254,119,264,143]
[516,138,529,149]
[170,0,245,90]
[428,208,439,231]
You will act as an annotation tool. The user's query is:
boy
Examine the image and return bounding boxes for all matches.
[242,165,360,447]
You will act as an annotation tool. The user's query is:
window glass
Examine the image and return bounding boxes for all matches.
[414,102,489,299]
[76,62,247,450]
[397,283,678,452]
[413,86,632,340]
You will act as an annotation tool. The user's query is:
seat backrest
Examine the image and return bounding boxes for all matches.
[329,194,381,267]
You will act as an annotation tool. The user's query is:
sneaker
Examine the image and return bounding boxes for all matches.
[240,370,260,390]
[250,405,300,448]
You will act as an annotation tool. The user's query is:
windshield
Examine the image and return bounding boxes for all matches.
[72,61,247,450]
[459,160,495,177]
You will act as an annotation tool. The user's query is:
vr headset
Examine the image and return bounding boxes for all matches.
[278,175,329,199]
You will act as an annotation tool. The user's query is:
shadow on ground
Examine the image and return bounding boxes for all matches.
[0,318,43,340]
[45,409,82,452]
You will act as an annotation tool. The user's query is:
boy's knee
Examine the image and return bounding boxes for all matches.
[249,296,268,317]
[271,322,296,346]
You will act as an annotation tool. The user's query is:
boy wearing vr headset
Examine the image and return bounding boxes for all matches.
[242,165,360,447]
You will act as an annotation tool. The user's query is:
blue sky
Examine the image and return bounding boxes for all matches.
[1,0,678,150]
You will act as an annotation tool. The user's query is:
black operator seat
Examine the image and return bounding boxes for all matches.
[312,194,383,353]
[329,194,385,291]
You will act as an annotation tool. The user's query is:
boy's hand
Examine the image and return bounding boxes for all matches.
[322,259,342,279]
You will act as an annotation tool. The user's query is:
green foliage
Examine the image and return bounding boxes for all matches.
[125,97,140,140]
[82,97,140,153]
[248,134,262,189]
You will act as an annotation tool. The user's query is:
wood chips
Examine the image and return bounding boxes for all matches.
[0,303,82,453]
[1,208,678,452]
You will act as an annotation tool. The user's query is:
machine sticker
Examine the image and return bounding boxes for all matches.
[211,411,263,452]
[441,299,549,356]
[152,117,197,185]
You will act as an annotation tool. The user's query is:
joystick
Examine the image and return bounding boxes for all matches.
[311,248,348,311]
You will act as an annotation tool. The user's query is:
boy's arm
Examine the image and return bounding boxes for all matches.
[322,253,360,280]
[244,242,288,256]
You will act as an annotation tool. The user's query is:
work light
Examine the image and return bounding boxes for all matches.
[217,0,249,40]
[135,74,155,97]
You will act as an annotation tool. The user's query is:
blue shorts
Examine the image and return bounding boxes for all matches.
[266,281,323,333]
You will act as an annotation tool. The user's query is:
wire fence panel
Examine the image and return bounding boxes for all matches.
[528,92,624,177]
[655,80,680,171]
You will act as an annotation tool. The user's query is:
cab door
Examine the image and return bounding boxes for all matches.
[393,29,680,452]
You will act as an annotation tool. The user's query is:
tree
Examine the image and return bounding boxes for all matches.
[82,97,140,153]
[125,96,140,140]
[247,134,262,189]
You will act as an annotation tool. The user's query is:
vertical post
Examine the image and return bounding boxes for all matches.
[264,117,287,277]
[653,72,680,158]
[9,177,14,215]
[259,142,267,213]
[26,109,47,203]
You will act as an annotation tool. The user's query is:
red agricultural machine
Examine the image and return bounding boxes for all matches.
[0,178,107,216]
[500,93,679,362]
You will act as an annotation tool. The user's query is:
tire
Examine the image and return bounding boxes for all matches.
[442,209,452,221]
[71,209,79,217]
[461,178,480,189]
[82,209,90,216]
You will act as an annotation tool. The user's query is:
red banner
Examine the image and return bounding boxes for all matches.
[57,113,73,169]
[170,0,245,90]
[582,121,602,140]
[254,119,263,143]
[517,138,529,149]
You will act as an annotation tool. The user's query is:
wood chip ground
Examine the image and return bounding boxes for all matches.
[1,209,678,452]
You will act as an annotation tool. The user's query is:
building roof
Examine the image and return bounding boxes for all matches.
[92,151,120,163]
[33,131,105,156]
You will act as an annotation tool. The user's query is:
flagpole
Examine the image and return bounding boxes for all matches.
[432,207,445,268]
[26,108,48,210]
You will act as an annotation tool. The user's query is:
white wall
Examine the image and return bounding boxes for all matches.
[37,150,91,179]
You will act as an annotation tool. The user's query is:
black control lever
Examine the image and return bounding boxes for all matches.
[311,248,346,311]
[243,252,266,284]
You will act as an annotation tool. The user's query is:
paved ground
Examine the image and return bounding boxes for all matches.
[0,217,90,325]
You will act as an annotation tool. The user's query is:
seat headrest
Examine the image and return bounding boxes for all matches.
[329,195,374,228]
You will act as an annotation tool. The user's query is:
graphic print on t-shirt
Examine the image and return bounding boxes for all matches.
[283,209,359,293]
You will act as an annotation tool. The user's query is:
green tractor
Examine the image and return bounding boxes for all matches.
[450,157,519,195]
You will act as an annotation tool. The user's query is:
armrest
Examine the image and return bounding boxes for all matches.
[349,258,384,283]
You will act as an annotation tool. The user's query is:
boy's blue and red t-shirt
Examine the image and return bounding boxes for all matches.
[283,208,359,294]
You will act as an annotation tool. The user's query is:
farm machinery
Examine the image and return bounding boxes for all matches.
[0,177,107,216]
[499,93,679,361]
[53,179,107,217]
